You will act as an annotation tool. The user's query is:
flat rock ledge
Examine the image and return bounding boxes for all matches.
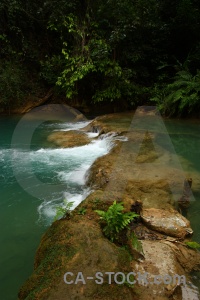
[47,130,91,148]
[141,208,193,238]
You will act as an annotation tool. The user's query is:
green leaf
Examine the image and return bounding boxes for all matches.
[185,241,200,249]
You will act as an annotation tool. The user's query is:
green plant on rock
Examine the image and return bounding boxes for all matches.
[120,273,135,288]
[95,201,139,242]
[92,198,101,209]
[78,207,87,215]
[130,232,143,254]
[185,241,200,250]
[54,199,74,221]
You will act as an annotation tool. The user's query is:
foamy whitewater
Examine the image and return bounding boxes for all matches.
[5,121,120,224]
[0,120,128,224]
[37,138,114,222]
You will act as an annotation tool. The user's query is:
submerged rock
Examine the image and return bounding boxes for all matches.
[141,208,193,238]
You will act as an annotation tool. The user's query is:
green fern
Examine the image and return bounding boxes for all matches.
[54,199,74,221]
[164,70,200,115]
[95,201,139,242]
[152,69,200,116]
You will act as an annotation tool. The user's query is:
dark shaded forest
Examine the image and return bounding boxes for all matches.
[0,0,200,115]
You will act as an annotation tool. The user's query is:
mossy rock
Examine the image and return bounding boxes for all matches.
[18,215,137,300]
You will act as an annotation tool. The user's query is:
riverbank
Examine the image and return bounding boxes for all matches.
[18,108,200,300]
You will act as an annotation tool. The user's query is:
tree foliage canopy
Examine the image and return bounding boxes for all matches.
[0,0,200,114]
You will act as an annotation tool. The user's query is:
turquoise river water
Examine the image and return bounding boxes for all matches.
[0,115,200,299]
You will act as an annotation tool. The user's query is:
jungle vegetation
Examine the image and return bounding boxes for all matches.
[0,0,200,115]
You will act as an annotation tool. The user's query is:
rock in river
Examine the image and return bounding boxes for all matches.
[141,208,193,238]
[47,130,91,148]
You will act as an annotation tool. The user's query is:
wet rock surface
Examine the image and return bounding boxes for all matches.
[132,240,200,300]
[47,130,91,148]
[141,208,193,238]
[84,111,200,299]
[132,240,184,300]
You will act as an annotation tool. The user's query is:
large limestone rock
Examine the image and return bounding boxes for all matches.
[132,240,184,300]
[141,208,193,238]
